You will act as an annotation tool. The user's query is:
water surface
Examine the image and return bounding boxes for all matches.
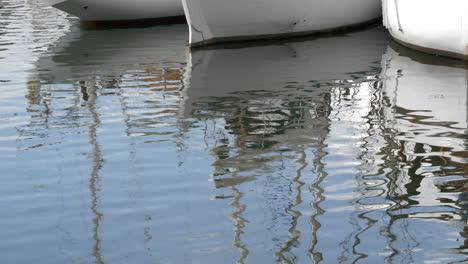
[1,1,467,263]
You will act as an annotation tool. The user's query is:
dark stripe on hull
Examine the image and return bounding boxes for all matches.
[81,15,186,28]
[388,41,468,69]
[190,17,381,49]
[391,36,468,61]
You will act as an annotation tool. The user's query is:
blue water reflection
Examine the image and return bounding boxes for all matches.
[0,1,466,263]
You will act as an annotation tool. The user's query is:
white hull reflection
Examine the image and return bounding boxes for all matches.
[28,24,188,109]
[182,27,387,111]
[182,0,381,46]
[32,24,187,84]
[382,0,468,59]
[381,43,467,158]
[380,43,468,221]
[44,0,184,23]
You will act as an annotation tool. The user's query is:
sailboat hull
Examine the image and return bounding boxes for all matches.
[44,0,184,23]
[182,0,381,46]
[382,0,468,60]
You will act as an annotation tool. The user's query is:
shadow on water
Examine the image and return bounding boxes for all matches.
[4,2,468,260]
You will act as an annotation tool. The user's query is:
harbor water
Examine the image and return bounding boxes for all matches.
[1,1,467,263]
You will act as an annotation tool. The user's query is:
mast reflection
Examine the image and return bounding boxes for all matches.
[184,26,387,263]
[18,13,468,262]
[84,82,105,264]
[23,22,188,263]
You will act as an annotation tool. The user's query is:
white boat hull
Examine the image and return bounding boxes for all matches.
[44,0,184,22]
[382,0,468,59]
[182,0,381,46]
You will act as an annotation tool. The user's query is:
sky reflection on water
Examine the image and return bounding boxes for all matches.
[0,1,467,263]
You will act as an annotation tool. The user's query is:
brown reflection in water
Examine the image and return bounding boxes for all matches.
[81,85,90,102]
[23,81,52,135]
[117,65,185,140]
[25,81,42,105]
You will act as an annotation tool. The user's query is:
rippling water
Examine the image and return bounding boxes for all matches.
[1,1,467,263]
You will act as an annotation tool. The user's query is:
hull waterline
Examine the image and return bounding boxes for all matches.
[44,0,184,23]
[182,0,381,47]
[382,0,468,60]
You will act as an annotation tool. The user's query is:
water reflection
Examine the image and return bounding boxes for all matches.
[15,22,189,263]
[2,6,467,261]
[379,43,467,263]
[0,0,71,82]
[85,82,104,264]
[26,23,188,145]
[183,27,389,263]
[182,28,467,263]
